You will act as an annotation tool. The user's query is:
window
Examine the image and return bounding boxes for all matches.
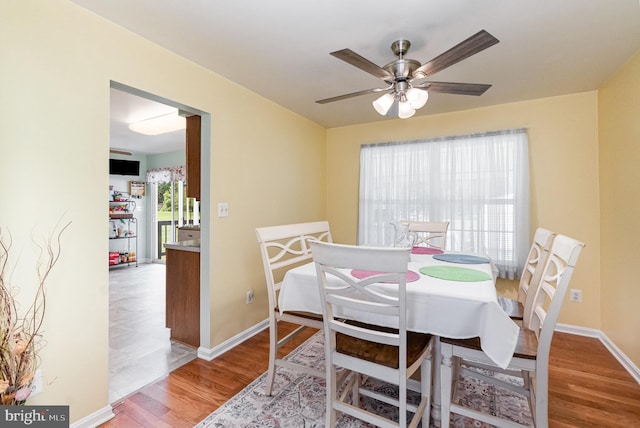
[147,166,200,260]
[358,129,529,279]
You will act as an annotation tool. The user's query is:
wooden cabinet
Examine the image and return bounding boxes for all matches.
[166,248,200,347]
[186,115,201,201]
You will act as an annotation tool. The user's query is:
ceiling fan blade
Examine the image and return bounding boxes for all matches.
[330,49,395,82]
[412,30,499,79]
[316,86,392,104]
[416,81,492,96]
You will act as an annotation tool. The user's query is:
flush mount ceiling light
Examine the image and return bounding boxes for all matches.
[316,31,499,119]
[128,112,186,135]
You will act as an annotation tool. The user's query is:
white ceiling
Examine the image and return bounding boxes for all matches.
[84,0,640,154]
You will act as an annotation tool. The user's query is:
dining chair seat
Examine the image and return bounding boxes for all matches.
[440,325,538,361]
[336,320,433,369]
[497,296,524,319]
[277,308,323,322]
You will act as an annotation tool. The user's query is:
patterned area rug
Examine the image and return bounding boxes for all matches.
[195,332,533,427]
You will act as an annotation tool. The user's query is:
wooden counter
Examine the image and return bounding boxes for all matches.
[166,245,200,347]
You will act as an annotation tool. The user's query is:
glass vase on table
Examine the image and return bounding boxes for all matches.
[389,221,416,248]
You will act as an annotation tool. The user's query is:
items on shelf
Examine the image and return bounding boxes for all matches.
[108,251,137,265]
[109,188,137,217]
[108,202,138,267]
[109,252,120,266]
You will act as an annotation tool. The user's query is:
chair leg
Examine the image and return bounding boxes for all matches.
[265,318,278,396]
[440,343,454,428]
[399,377,407,427]
[421,353,432,428]
[326,364,338,428]
[534,369,548,428]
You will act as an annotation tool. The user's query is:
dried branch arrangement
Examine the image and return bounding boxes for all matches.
[0,220,70,405]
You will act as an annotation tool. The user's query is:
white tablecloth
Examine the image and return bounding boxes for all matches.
[278,253,519,369]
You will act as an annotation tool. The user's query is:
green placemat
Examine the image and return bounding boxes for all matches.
[419,265,492,282]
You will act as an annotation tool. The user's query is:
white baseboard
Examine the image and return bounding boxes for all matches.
[70,405,114,428]
[197,319,269,361]
[555,322,601,338]
[556,323,640,384]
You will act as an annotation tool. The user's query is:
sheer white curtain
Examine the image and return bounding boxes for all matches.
[358,129,529,279]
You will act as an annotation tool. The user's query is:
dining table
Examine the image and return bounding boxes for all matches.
[277,246,520,425]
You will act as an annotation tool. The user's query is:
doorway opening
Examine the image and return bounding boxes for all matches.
[108,81,210,403]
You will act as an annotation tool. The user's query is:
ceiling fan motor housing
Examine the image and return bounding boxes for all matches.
[383,59,421,83]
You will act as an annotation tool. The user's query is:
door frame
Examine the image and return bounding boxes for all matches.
[110,81,212,351]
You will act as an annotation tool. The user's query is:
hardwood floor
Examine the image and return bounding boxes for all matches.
[100,323,316,427]
[548,333,640,427]
[100,324,640,427]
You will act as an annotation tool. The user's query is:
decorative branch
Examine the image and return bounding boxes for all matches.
[0,219,70,405]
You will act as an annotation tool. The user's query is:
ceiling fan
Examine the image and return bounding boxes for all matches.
[316,30,499,119]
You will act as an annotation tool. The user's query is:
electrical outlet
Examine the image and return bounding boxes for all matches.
[569,289,582,303]
[217,202,229,218]
[29,369,43,397]
[246,289,254,304]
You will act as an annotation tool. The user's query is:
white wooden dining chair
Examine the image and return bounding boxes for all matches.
[439,234,585,428]
[497,227,556,321]
[406,221,449,250]
[255,221,332,395]
[311,241,434,428]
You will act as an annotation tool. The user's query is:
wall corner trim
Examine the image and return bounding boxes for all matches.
[556,323,640,384]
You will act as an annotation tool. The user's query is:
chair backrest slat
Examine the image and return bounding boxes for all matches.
[311,241,410,347]
[520,228,556,327]
[527,234,584,353]
[406,221,449,250]
[256,221,332,310]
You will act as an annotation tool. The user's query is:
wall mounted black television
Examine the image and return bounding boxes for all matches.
[109,159,140,176]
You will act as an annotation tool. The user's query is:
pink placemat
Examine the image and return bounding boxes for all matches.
[350,269,420,283]
[411,247,444,255]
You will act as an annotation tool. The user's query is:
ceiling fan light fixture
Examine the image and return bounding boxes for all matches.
[372,93,395,115]
[397,97,416,119]
[128,112,186,136]
[406,87,429,109]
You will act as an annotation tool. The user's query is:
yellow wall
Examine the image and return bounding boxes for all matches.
[327,92,601,329]
[1,0,326,422]
[599,50,640,364]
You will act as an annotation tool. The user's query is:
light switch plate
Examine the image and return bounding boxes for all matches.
[217,202,229,217]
